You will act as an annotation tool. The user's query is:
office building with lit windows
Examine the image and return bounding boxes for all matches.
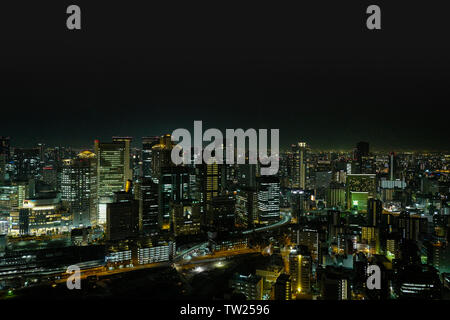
[158,167,190,230]
[257,176,280,223]
[171,201,201,236]
[346,174,376,211]
[229,273,263,300]
[95,139,130,224]
[142,136,159,180]
[61,151,97,227]
[288,246,312,296]
[274,273,292,300]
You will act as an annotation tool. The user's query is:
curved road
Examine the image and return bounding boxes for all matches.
[174,211,291,261]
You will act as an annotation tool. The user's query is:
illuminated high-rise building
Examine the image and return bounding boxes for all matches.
[61,151,97,227]
[288,246,312,296]
[389,152,398,180]
[171,201,201,236]
[20,196,71,236]
[362,226,380,255]
[346,174,376,211]
[291,142,307,189]
[95,139,129,224]
[136,178,159,235]
[142,136,159,179]
[296,228,319,262]
[151,134,174,181]
[204,162,220,203]
[257,176,280,222]
[327,182,346,209]
[158,166,190,231]
[320,267,351,300]
[229,273,263,300]
[274,274,292,300]
[367,198,383,227]
[298,142,307,189]
[112,136,133,182]
[235,187,258,228]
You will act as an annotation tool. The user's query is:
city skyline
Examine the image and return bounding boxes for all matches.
[2,4,450,152]
[1,1,450,306]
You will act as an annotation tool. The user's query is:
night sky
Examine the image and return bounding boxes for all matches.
[1,1,449,151]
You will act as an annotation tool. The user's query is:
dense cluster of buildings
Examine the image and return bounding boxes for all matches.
[0,135,449,300]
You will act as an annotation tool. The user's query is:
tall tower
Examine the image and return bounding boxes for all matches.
[142,136,159,179]
[95,139,128,198]
[257,176,280,222]
[205,162,220,203]
[288,246,312,296]
[112,136,133,182]
[158,166,190,231]
[298,142,307,189]
[95,139,129,224]
[367,198,383,227]
[389,152,397,180]
[151,134,174,181]
[61,151,97,227]
[136,178,159,235]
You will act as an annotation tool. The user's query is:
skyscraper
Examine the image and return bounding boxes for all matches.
[95,139,129,224]
[198,161,223,218]
[389,152,398,180]
[274,274,292,300]
[106,190,139,241]
[292,142,307,189]
[136,178,159,235]
[257,176,280,222]
[151,134,174,181]
[171,201,201,236]
[158,166,190,231]
[235,187,258,229]
[288,246,312,295]
[367,198,383,227]
[298,142,307,189]
[112,136,133,182]
[142,136,159,179]
[61,151,97,227]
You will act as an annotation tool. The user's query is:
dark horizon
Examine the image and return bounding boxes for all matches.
[1,1,449,151]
